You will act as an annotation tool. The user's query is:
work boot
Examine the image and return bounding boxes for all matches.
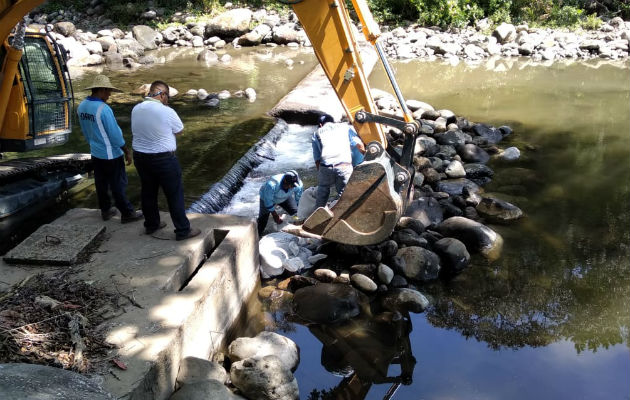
[101,208,117,221]
[176,227,201,241]
[121,210,144,224]
[145,221,167,235]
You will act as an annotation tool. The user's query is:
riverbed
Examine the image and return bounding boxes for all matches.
[4,46,629,398]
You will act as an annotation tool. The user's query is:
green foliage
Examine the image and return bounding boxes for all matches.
[580,13,602,30]
[416,0,484,27]
[548,5,583,27]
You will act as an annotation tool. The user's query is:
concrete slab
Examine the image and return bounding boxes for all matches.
[3,223,105,265]
[0,208,260,400]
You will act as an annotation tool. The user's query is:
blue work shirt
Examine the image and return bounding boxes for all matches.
[77,96,125,160]
[259,173,303,212]
[349,128,365,167]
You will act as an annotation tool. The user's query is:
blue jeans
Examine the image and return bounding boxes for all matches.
[257,197,297,236]
[133,151,191,238]
[91,155,135,216]
[316,163,353,208]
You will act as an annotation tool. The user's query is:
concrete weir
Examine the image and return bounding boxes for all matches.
[0,208,260,400]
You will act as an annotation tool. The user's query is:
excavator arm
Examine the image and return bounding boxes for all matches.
[289,0,419,245]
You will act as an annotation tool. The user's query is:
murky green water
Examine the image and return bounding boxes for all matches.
[264,59,630,399]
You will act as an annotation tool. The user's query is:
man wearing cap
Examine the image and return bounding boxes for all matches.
[77,74,143,223]
[257,170,303,236]
[312,114,363,208]
[131,80,200,241]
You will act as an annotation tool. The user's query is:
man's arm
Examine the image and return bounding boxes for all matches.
[167,107,184,135]
[261,182,283,224]
[312,131,322,170]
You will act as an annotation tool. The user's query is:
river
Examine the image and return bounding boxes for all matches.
[4,46,629,399]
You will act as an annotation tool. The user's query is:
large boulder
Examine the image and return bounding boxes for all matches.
[493,23,516,44]
[432,237,470,274]
[206,8,253,37]
[396,246,441,282]
[132,25,160,50]
[54,21,76,36]
[0,363,114,399]
[176,356,228,387]
[238,24,272,46]
[115,38,145,58]
[292,283,364,324]
[380,288,429,313]
[471,123,503,144]
[404,197,444,228]
[228,331,299,371]
[58,36,90,65]
[436,216,503,260]
[475,196,523,223]
[272,24,301,44]
[170,380,243,400]
[457,143,490,164]
[230,356,299,400]
[435,178,481,196]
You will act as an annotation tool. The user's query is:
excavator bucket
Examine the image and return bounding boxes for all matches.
[302,142,411,246]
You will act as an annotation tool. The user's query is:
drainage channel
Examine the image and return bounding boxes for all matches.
[178,229,229,292]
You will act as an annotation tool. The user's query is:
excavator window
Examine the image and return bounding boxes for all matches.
[18,35,69,137]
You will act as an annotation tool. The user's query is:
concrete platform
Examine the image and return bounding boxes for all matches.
[0,208,260,400]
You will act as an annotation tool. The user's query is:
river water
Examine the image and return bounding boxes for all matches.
[4,46,629,398]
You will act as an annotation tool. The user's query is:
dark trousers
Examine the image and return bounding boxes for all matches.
[257,196,297,236]
[133,151,190,238]
[92,155,134,216]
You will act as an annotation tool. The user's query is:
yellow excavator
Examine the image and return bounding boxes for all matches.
[0,0,73,152]
[286,0,420,245]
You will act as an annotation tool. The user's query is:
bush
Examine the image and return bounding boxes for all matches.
[548,5,583,27]
[580,12,602,30]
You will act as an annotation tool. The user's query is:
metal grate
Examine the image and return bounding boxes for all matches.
[19,35,71,136]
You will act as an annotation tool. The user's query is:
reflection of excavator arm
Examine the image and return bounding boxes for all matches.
[289,0,419,245]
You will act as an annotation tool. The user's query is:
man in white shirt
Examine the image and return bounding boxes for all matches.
[131,80,200,240]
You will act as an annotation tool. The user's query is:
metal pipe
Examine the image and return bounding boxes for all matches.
[375,41,413,121]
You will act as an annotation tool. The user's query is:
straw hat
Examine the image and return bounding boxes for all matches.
[85,75,122,92]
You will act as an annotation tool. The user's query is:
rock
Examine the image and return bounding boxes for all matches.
[445,160,466,178]
[132,25,160,50]
[350,263,376,276]
[218,90,231,100]
[58,36,90,63]
[381,288,429,313]
[138,55,156,65]
[475,197,523,223]
[378,240,398,258]
[406,99,434,112]
[177,356,228,387]
[220,54,232,63]
[292,283,363,324]
[396,246,441,282]
[351,273,378,293]
[54,21,76,36]
[435,178,480,197]
[206,8,253,37]
[115,38,145,58]
[0,363,114,399]
[463,163,494,179]
[228,331,299,371]
[472,123,503,144]
[377,263,394,284]
[499,146,520,161]
[436,216,503,260]
[435,129,466,146]
[86,54,104,66]
[415,135,438,156]
[192,36,204,47]
[96,36,115,51]
[493,23,516,44]
[313,268,337,282]
[457,143,490,164]
[171,379,241,400]
[197,49,218,62]
[287,275,318,292]
[230,356,299,400]
[396,217,427,235]
[404,197,443,228]
[391,229,427,247]
[422,167,441,184]
[273,24,301,44]
[360,246,382,264]
[239,24,272,46]
[244,87,257,102]
[105,52,123,64]
[432,237,470,274]
[389,274,408,288]
[197,88,209,100]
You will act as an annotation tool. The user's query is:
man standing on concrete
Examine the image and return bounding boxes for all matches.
[257,170,303,236]
[131,80,200,240]
[312,114,357,208]
[77,75,143,223]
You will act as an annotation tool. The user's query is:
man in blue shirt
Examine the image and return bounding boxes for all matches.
[258,170,303,236]
[312,114,364,208]
[77,75,142,223]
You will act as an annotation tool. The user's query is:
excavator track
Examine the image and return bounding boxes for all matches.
[0,153,92,184]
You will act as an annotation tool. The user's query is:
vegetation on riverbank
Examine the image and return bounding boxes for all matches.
[39,0,628,29]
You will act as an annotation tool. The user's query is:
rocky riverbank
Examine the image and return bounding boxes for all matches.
[26,3,630,69]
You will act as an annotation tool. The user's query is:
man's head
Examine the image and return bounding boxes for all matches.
[86,75,121,102]
[148,80,170,105]
[281,170,299,191]
[318,114,334,127]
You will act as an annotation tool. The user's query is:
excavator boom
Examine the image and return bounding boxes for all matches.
[291,0,418,245]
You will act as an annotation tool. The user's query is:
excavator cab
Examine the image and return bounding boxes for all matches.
[0,30,73,152]
[288,0,419,245]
